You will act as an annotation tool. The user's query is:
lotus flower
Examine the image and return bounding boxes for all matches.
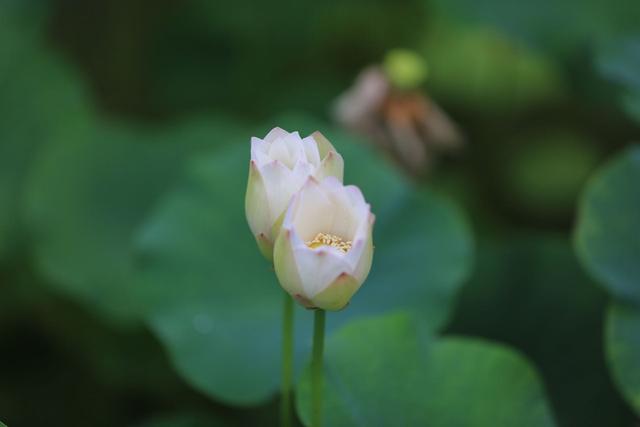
[273,176,374,311]
[245,127,344,260]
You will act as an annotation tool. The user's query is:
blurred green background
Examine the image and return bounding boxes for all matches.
[1,0,639,426]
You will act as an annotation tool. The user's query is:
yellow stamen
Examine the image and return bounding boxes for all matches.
[306,232,352,253]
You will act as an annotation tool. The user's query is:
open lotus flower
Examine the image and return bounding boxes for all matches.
[246,127,344,260]
[273,176,374,311]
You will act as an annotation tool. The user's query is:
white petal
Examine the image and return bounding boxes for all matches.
[258,161,295,226]
[274,176,374,308]
[264,127,289,143]
[315,150,344,183]
[345,212,374,274]
[311,131,337,159]
[250,137,270,166]
[301,136,321,168]
[260,161,315,232]
[284,132,307,166]
[319,175,344,192]
[253,149,272,168]
[290,160,315,187]
[311,272,360,311]
[268,137,294,169]
[273,228,305,297]
[344,184,366,208]
[245,161,271,238]
[292,243,351,297]
[309,177,359,240]
[290,178,334,242]
[250,136,268,153]
[354,231,374,283]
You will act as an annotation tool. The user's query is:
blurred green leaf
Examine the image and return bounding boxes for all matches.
[424,23,565,112]
[133,120,472,405]
[500,129,600,218]
[574,145,640,416]
[296,312,556,427]
[447,234,635,427]
[607,303,640,415]
[133,143,283,404]
[25,119,238,325]
[597,36,640,123]
[345,188,471,326]
[148,0,426,117]
[432,0,640,54]
[0,1,49,36]
[575,145,640,304]
[134,413,227,427]
[0,12,91,260]
[623,96,640,123]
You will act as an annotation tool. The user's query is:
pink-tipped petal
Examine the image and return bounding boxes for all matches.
[294,293,316,309]
[256,233,273,261]
[311,272,360,311]
[301,136,322,167]
[311,131,337,159]
[316,150,344,183]
[344,184,366,207]
[273,228,305,298]
[263,127,288,143]
[245,164,271,242]
[258,160,296,224]
[291,177,334,241]
[351,231,374,285]
[293,246,350,298]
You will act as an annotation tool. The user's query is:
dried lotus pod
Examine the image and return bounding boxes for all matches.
[334,65,464,177]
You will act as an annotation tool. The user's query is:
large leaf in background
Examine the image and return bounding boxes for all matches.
[135,413,227,427]
[607,304,640,414]
[575,146,640,415]
[0,10,91,261]
[25,119,240,325]
[575,145,640,304]
[447,235,635,427]
[597,36,640,123]
[431,0,640,54]
[296,312,556,427]
[499,129,600,220]
[423,22,565,112]
[145,0,426,117]
[133,119,472,405]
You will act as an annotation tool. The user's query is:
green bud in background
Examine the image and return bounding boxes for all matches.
[383,49,429,90]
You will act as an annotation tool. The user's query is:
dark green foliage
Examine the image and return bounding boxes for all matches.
[575,147,640,416]
[1,0,639,426]
[447,235,636,426]
[607,303,640,414]
[597,36,640,123]
[575,146,640,304]
[297,312,556,427]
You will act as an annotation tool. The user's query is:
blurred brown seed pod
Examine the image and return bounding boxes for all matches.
[334,66,464,177]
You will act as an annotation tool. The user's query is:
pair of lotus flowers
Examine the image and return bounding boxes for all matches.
[245,128,374,311]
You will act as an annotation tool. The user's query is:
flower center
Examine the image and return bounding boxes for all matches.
[306,232,352,253]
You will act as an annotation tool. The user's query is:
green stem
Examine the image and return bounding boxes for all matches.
[311,309,326,427]
[281,293,294,427]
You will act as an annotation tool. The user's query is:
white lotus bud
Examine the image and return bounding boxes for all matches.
[273,176,374,311]
[245,128,344,260]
